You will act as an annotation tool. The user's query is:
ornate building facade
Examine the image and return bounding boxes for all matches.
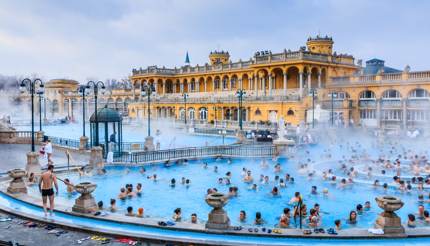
[128,36,359,126]
[19,36,430,131]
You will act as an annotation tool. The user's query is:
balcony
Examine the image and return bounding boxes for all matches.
[331,70,430,86]
[381,100,402,108]
[132,50,355,77]
[358,100,376,108]
[407,98,430,108]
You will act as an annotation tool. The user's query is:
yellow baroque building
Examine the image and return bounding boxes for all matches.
[128,36,359,127]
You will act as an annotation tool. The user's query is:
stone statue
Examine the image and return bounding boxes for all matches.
[277,117,287,140]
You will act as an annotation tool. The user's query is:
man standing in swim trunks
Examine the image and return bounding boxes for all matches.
[39,164,58,216]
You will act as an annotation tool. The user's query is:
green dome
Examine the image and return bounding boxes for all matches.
[90,106,122,122]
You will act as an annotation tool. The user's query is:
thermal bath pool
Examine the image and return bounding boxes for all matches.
[4,129,430,244]
[25,153,430,229]
[16,121,236,149]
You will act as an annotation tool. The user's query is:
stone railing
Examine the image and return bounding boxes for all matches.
[331,70,430,85]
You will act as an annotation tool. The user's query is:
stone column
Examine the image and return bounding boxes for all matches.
[299,72,304,98]
[89,146,104,169]
[180,83,184,93]
[204,79,207,92]
[268,76,273,96]
[79,136,89,150]
[162,80,166,94]
[402,99,407,129]
[307,72,312,94]
[239,78,243,89]
[196,80,200,92]
[318,72,322,88]
[262,77,266,96]
[254,76,258,97]
[212,79,215,91]
[376,99,381,128]
[173,83,177,94]
[26,152,41,176]
[249,77,253,90]
[283,72,287,96]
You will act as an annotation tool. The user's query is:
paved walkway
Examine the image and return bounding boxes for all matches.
[0,144,89,172]
[0,144,162,246]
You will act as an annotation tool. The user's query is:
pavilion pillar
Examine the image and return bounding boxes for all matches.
[299,72,304,98]
[283,72,288,96]
[268,75,273,96]
[307,72,312,94]
[318,72,322,88]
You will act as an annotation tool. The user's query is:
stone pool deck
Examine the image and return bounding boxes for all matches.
[0,144,89,173]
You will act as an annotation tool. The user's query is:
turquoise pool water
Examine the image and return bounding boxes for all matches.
[28,149,429,230]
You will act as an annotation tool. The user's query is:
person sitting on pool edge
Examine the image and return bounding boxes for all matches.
[173,208,181,222]
[110,199,117,212]
[191,213,198,224]
[347,210,357,225]
[126,206,134,216]
[254,212,264,225]
[239,210,246,223]
[279,208,290,228]
[137,207,144,218]
[334,219,341,230]
[407,214,416,228]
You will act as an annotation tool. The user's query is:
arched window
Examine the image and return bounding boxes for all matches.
[255,108,261,116]
[382,89,401,99]
[188,108,195,120]
[359,90,376,99]
[179,108,185,120]
[222,77,228,90]
[409,88,430,98]
[199,107,208,120]
[287,109,294,116]
[214,78,220,89]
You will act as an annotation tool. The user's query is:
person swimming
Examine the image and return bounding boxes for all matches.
[271,186,279,196]
[279,208,290,228]
[239,210,247,222]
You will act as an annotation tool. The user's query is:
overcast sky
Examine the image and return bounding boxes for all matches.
[0,0,429,82]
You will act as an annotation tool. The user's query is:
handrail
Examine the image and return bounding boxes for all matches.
[113,144,277,163]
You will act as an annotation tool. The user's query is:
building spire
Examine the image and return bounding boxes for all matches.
[185,51,190,65]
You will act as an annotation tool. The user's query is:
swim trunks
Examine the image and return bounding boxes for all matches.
[41,188,54,197]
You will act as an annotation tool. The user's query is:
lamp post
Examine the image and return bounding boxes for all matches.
[37,93,43,132]
[141,81,156,151]
[86,81,106,146]
[20,78,44,175]
[235,89,246,130]
[19,78,44,152]
[78,85,88,137]
[218,129,227,145]
[331,91,337,126]
[182,93,188,125]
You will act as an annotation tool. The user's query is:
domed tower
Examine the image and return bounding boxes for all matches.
[306,35,334,55]
[209,51,230,65]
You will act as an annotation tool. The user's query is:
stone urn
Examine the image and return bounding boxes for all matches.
[375,196,405,234]
[7,169,27,194]
[72,182,98,213]
[205,192,230,230]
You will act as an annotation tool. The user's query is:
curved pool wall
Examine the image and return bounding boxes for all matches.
[24,157,430,230]
[2,192,430,246]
